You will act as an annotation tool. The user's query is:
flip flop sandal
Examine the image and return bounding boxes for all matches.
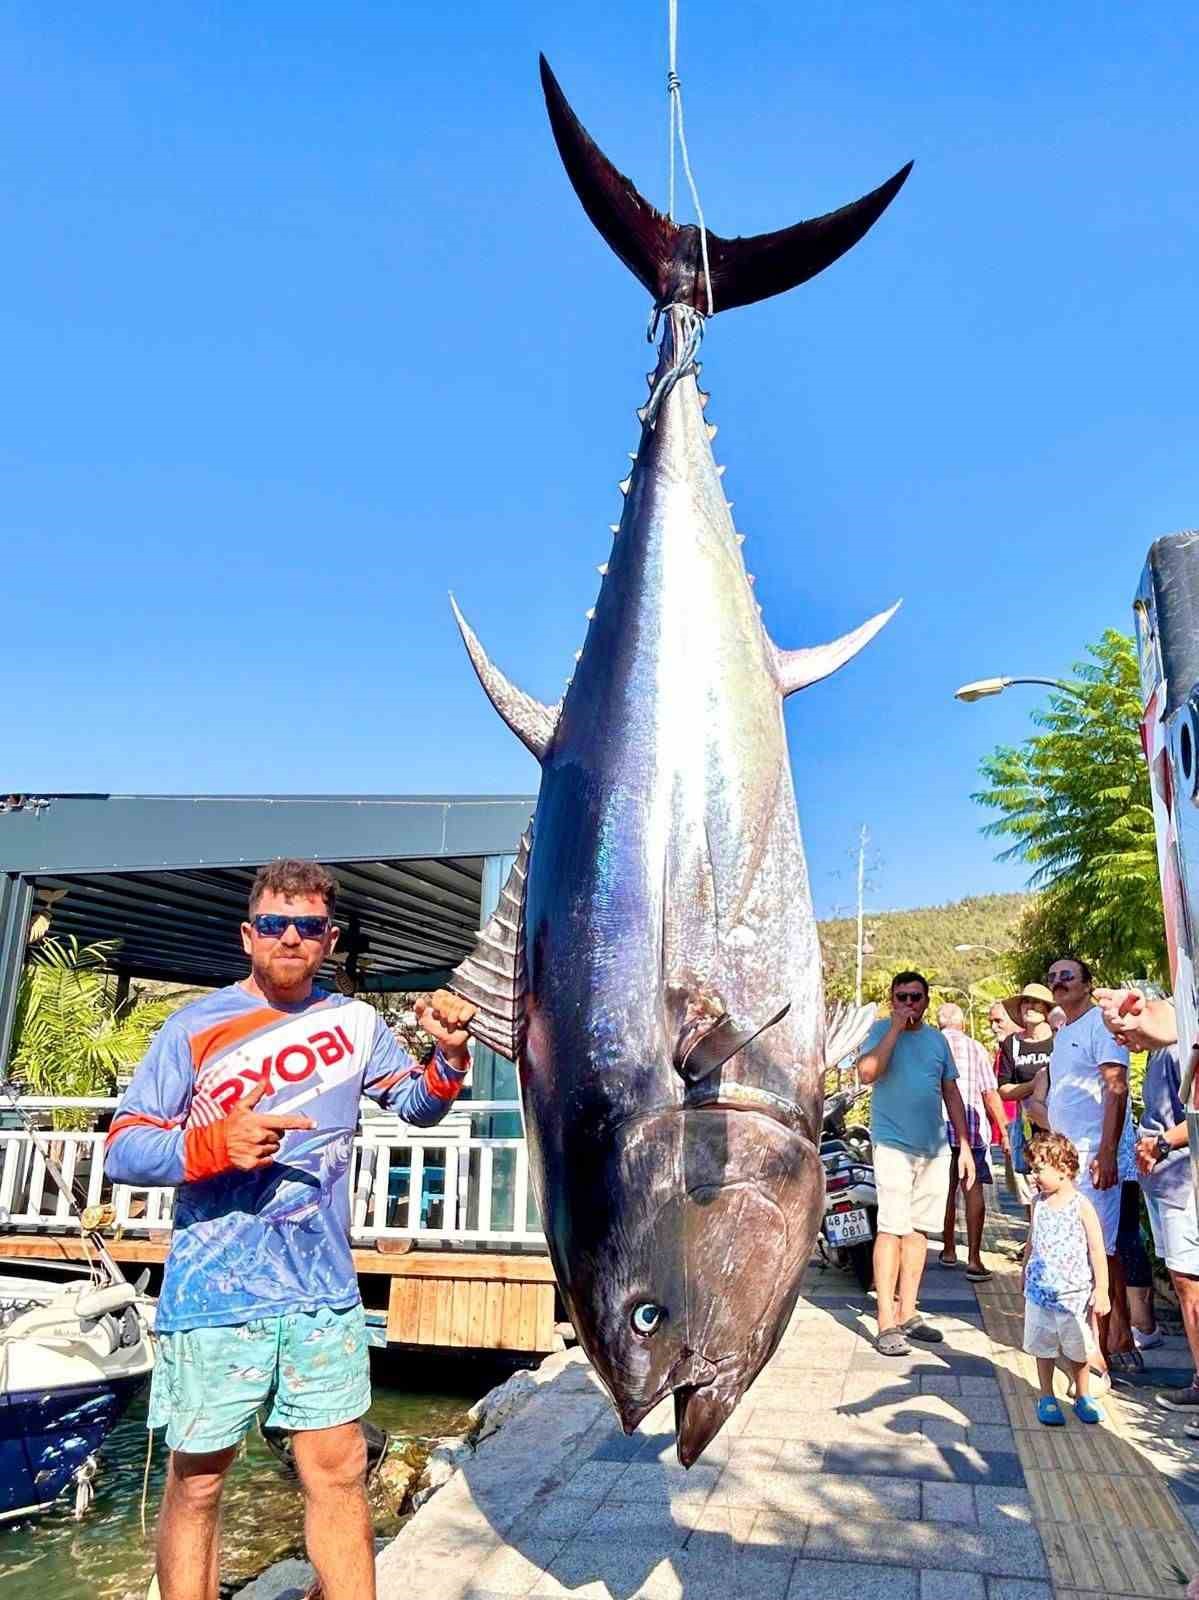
[1109,1349,1145,1374]
[965,1266,992,1282]
[937,1253,960,1268]
[876,1329,911,1356]
[1036,1396,1066,1426]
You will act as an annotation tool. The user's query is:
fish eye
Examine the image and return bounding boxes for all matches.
[630,1302,664,1337]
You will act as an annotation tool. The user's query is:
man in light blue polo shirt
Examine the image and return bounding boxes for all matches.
[858,970,975,1355]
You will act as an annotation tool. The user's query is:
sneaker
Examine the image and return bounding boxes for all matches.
[1156,1384,1199,1413]
[1133,1327,1164,1351]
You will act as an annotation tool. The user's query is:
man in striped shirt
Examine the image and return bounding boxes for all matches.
[106,858,475,1600]
[938,1002,1010,1282]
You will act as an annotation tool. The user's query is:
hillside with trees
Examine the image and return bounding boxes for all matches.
[819,892,1030,1012]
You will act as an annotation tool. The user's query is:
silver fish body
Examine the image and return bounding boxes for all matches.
[521,313,831,1460]
[451,57,906,1464]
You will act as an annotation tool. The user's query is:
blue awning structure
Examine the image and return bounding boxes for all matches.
[0,792,535,1071]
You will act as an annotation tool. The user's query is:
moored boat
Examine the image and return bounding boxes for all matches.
[0,1261,154,1523]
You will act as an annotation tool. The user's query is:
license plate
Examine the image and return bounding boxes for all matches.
[825,1207,871,1244]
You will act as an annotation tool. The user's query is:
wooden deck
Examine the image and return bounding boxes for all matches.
[0,1233,559,1354]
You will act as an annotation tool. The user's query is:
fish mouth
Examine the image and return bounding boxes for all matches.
[674,1384,737,1468]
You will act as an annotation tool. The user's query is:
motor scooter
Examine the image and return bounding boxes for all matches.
[818,1087,877,1291]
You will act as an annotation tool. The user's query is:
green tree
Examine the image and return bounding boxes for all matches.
[9,937,179,1127]
[972,629,1166,985]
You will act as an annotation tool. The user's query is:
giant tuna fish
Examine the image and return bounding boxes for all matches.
[450,56,908,1465]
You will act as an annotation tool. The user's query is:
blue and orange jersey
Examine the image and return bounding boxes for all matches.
[105,984,468,1332]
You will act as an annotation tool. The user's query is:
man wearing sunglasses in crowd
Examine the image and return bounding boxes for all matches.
[858,971,976,1356]
[106,858,476,1600]
[1043,955,1131,1379]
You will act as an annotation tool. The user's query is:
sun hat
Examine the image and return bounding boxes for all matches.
[1001,982,1054,1026]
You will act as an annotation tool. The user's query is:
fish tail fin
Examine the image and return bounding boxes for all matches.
[540,55,911,315]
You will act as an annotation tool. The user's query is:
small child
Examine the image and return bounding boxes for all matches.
[1021,1130,1110,1425]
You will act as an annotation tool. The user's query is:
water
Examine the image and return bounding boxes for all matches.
[0,1347,516,1600]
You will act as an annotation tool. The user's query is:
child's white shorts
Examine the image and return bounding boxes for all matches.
[1023,1299,1095,1363]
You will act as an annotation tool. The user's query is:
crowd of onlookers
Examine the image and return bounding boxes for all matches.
[857,963,1199,1432]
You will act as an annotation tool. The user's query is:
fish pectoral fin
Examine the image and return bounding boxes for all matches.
[450,826,531,1063]
[450,595,558,761]
[824,1001,878,1068]
[771,601,901,697]
[675,1001,791,1085]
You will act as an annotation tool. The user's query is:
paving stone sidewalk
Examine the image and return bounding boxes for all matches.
[370,1227,1044,1599]
[364,1183,1199,1600]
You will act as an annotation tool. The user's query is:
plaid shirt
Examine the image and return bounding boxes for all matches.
[941,1027,998,1148]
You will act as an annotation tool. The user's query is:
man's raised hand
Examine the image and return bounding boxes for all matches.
[415,989,476,1065]
[224,1078,315,1171]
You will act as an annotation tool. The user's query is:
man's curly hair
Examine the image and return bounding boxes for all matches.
[248,858,338,919]
[1025,1130,1080,1180]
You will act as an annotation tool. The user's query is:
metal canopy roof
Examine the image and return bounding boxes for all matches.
[0,794,536,991]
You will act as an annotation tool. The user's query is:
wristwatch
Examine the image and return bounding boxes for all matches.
[1155,1134,1172,1163]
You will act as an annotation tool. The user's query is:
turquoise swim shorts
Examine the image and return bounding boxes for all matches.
[147,1302,371,1453]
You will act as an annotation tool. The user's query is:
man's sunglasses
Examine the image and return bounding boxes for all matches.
[893,990,926,1003]
[251,914,331,941]
[1046,971,1080,986]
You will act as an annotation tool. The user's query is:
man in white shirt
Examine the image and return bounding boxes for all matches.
[1045,955,1130,1363]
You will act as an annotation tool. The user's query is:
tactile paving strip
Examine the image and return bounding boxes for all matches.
[976,1210,1199,1597]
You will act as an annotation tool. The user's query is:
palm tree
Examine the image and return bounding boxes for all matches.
[9,937,179,1128]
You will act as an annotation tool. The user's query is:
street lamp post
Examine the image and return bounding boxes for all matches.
[938,982,977,1035]
[954,676,1077,703]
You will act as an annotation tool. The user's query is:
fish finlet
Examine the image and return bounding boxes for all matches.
[716,464,727,478]
[748,574,756,586]
[636,406,648,423]
[706,423,718,441]
[627,452,637,462]
[585,608,595,620]
[597,562,609,575]
[609,523,620,535]
[574,649,583,661]
[618,477,632,496]
[698,390,710,409]
[736,533,746,546]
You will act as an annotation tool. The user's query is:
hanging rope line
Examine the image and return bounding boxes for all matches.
[641,0,713,427]
[644,303,705,427]
[665,0,714,316]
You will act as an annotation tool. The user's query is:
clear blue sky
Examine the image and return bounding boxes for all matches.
[6,2,1198,918]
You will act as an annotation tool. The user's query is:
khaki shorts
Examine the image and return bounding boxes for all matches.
[875,1143,953,1236]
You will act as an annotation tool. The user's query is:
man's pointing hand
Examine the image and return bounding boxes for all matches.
[225,1078,316,1171]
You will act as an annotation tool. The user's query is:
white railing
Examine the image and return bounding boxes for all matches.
[0,1100,545,1249]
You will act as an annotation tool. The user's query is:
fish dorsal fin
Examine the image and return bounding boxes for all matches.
[824,1001,878,1069]
[771,601,901,697]
[449,827,531,1064]
[450,596,557,761]
[675,1001,791,1086]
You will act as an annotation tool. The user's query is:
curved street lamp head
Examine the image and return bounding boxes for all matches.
[955,677,1010,702]
[955,674,1076,704]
